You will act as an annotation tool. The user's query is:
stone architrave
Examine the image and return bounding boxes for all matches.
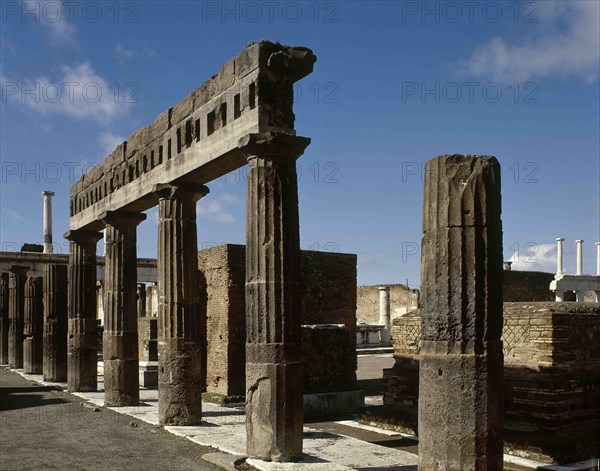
[23,276,44,374]
[43,264,68,381]
[8,266,29,369]
[0,272,9,364]
[65,230,102,392]
[242,132,310,462]
[100,211,146,406]
[419,155,504,470]
[154,183,209,425]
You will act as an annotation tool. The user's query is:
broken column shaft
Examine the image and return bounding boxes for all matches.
[8,266,29,369]
[65,230,102,391]
[43,264,68,381]
[23,276,44,374]
[101,211,146,406]
[155,183,209,425]
[243,133,310,462]
[0,272,9,364]
[419,155,504,470]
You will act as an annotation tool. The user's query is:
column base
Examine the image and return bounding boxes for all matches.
[158,340,203,425]
[104,358,140,406]
[68,319,98,392]
[8,335,23,369]
[43,332,67,382]
[246,361,303,462]
[23,337,42,374]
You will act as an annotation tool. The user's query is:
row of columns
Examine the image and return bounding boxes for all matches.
[0,264,68,380]
[556,238,600,276]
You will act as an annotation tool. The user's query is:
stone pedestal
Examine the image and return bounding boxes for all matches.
[101,211,146,406]
[0,272,9,364]
[8,266,29,369]
[43,264,68,381]
[154,183,209,425]
[23,276,44,374]
[242,133,310,462]
[65,230,102,392]
[419,155,504,470]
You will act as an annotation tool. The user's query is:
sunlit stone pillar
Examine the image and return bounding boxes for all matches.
[42,191,55,254]
[23,276,44,374]
[242,133,311,462]
[379,286,391,345]
[419,155,504,470]
[100,211,146,406]
[556,238,565,275]
[576,240,583,276]
[8,266,29,369]
[0,272,9,364]
[137,283,147,318]
[154,183,209,425]
[596,242,600,276]
[43,264,68,381]
[65,230,102,392]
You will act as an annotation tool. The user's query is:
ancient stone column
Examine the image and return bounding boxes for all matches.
[241,132,311,462]
[100,211,146,406]
[0,272,9,364]
[576,240,583,276]
[43,264,68,381]
[42,190,55,254]
[596,242,600,276]
[137,283,146,318]
[65,230,102,392]
[419,155,504,470]
[154,183,209,425]
[556,237,565,275]
[8,266,29,369]
[23,276,44,374]
[378,286,391,345]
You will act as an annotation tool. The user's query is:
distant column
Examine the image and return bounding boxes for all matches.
[42,191,55,254]
[43,264,68,381]
[419,155,504,470]
[137,284,146,318]
[556,238,565,275]
[154,183,209,425]
[8,266,29,369]
[242,133,310,462]
[65,230,102,392]
[378,287,391,345]
[23,276,44,374]
[596,242,600,276]
[576,240,583,276]
[0,272,9,364]
[100,211,146,407]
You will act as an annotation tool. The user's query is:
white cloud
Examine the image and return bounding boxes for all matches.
[116,44,135,63]
[97,131,125,156]
[3,62,131,124]
[457,1,599,83]
[144,46,156,59]
[197,192,240,224]
[22,0,78,46]
[1,207,24,221]
[508,243,557,273]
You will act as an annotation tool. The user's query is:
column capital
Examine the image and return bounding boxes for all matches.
[238,132,311,165]
[556,237,565,242]
[42,191,55,198]
[64,229,103,244]
[378,286,390,291]
[576,239,583,243]
[152,183,209,202]
[9,265,29,276]
[99,210,146,228]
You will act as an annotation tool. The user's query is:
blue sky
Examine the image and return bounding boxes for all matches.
[1,0,599,286]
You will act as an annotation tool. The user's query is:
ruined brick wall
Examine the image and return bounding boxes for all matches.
[199,244,357,396]
[356,285,419,324]
[380,302,600,464]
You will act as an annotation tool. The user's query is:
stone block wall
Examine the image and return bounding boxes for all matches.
[356,284,418,325]
[379,302,600,464]
[198,244,357,398]
[138,317,158,362]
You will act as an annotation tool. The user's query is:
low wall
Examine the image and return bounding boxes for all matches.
[376,302,600,464]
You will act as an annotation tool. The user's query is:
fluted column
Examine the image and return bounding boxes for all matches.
[0,272,9,364]
[8,266,29,369]
[241,132,310,462]
[576,240,583,276]
[379,286,391,345]
[100,211,146,406]
[556,238,565,275]
[43,264,68,381]
[419,155,504,470]
[23,276,44,374]
[65,230,102,392]
[154,183,209,425]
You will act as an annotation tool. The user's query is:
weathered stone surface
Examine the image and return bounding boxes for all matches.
[23,276,43,374]
[101,211,146,406]
[65,230,102,392]
[155,183,209,425]
[8,266,28,369]
[419,155,503,470]
[0,272,9,364]
[43,264,68,381]
[244,132,310,462]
